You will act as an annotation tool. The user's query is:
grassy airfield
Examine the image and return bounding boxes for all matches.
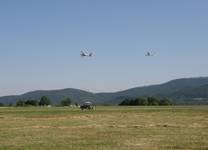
[0,106,208,150]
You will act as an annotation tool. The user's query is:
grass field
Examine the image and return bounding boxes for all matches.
[0,106,208,150]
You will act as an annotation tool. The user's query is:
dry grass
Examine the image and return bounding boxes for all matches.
[0,106,208,150]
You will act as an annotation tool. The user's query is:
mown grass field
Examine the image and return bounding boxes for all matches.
[0,106,208,150]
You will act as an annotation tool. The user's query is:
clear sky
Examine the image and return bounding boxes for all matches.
[0,0,208,96]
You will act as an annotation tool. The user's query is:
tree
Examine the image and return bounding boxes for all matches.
[147,97,159,105]
[119,98,131,106]
[39,96,50,106]
[138,97,148,106]
[61,97,71,106]
[25,100,37,106]
[75,102,79,107]
[159,98,173,105]
[16,100,25,106]
[0,103,4,107]
[119,96,175,106]
[133,98,139,105]
[8,103,13,107]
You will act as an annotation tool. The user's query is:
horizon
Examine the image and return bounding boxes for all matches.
[1,0,208,96]
[1,76,207,97]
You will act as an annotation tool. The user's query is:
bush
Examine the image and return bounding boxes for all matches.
[61,97,71,106]
[147,97,160,106]
[159,98,173,105]
[119,98,131,106]
[16,100,25,106]
[39,96,50,106]
[119,97,174,106]
[25,100,37,106]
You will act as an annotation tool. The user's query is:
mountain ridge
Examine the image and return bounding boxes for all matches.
[1,77,208,105]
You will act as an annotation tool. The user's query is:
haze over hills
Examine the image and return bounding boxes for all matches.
[0,77,208,105]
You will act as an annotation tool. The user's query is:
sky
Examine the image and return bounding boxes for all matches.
[0,0,208,96]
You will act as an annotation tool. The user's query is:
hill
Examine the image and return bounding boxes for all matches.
[0,77,208,105]
[0,89,99,105]
[100,77,208,104]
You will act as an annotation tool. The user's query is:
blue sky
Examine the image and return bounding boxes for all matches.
[0,0,208,96]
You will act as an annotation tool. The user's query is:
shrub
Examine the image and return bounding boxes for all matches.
[39,96,50,106]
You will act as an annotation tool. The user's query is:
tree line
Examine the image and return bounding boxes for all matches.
[15,96,72,107]
[119,97,174,106]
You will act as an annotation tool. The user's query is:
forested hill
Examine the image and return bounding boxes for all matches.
[0,77,208,105]
[99,77,208,104]
[0,88,99,105]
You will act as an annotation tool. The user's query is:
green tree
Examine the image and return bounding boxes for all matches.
[0,103,4,107]
[75,102,79,107]
[159,98,173,105]
[138,97,148,106]
[133,98,139,105]
[119,98,131,106]
[25,100,37,106]
[147,97,159,105]
[129,98,136,105]
[39,96,50,106]
[16,100,25,106]
[61,97,71,106]
[8,103,13,107]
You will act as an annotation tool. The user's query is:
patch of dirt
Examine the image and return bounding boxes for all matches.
[148,123,208,129]
[189,123,208,128]
[148,123,185,128]
[108,124,142,129]
[0,124,103,130]
[125,138,152,147]
[71,115,93,120]
[32,124,103,129]
[30,116,69,120]
[32,125,51,129]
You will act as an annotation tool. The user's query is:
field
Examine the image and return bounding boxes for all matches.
[0,106,208,150]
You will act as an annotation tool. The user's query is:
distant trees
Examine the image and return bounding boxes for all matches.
[138,97,148,105]
[0,102,4,107]
[159,98,173,105]
[15,96,51,107]
[39,96,50,106]
[75,102,79,107]
[61,97,71,106]
[16,100,25,106]
[119,97,174,106]
[8,103,13,107]
[16,99,37,106]
[147,97,160,105]
[25,100,37,106]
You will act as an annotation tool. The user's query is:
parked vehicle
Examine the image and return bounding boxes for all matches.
[80,102,94,110]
